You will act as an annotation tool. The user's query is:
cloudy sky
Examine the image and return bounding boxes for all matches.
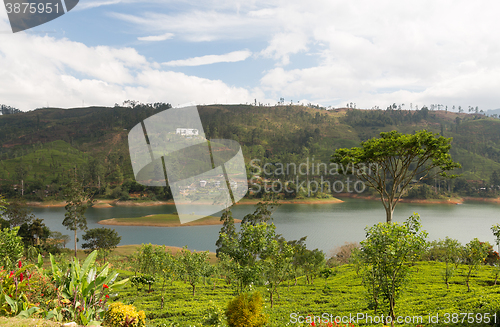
[1,0,500,111]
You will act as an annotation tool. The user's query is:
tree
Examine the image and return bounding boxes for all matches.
[15,164,28,196]
[241,196,279,225]
[216,208,237,257]
[360,214,427,326]
[82,227,121,261]
[462,238,489,292]
[331,130,461,223]
[63,180,93,257]
[439,237,462,289]
[18,218,50,247]
[0,227,24,270]
[492,224,500,253]
[260,237,293,307]
[490,171,500,190]
[49,231,70,249]
[177,246,211,296]
[3,201,35,227]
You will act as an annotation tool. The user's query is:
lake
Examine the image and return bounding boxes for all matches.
[31,199,500,254]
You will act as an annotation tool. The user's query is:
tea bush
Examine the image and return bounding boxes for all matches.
[104,302,146,327]
[225,292,267,327]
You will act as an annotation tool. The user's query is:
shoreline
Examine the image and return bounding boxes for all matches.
[334,193,464,204]
[22,194,500,207]
[98,214,242,227]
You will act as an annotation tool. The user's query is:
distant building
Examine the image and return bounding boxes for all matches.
[176,128,199,136]
[199,180,207,187]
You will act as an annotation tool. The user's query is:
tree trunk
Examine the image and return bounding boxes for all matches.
[74,229,77,257]
[389,298,395,327]
[385,205,394,223]
[192,284,196,296]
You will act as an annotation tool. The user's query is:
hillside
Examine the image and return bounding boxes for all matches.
[1,104,499,199]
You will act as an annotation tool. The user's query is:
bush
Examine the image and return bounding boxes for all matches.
[225,292,267,327]
[104,302,146,327]
[0,227,24,270]
[327,242,360,266]
[203,301,225,326]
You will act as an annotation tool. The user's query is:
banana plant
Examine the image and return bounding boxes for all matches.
[49,250,129,325]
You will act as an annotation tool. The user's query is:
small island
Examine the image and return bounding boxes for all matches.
[98,213,241,227]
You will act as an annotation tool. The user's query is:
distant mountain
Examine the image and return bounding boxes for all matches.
[0,104,499,195]
[485,108,500,117]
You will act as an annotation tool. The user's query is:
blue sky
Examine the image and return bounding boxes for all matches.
[1,0,500,111]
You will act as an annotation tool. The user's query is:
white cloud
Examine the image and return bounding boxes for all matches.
[162,50,251,67]
[0,31,262,110]
[3,0,500,110]
[138,33,174,42]
[75,0,131,10]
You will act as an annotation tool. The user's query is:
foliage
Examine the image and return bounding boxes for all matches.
[241,197,279,226]
[49,250,129,325]
[328,242,360,266]
[462,238,489,292]
[331,130,461,222]
[0,261,36,316]
[17,218,50,248]
[215,208,236,258]
[82,227,121,261]
[289,238,325,285]
[103,302,146,327]
[2,201,35,227]
[62,180,93,257]
[0,227,24,270]
[360,213,428,321]
[491,224,500,253]
[177,247,211,296]
[3,105,500,200]
[203,301,225,327]
[131,275,156,293]
[225,292,267,327]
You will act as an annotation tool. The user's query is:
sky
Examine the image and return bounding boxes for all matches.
[1,0,500,111]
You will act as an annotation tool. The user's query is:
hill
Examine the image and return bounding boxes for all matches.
[0,104,499,199]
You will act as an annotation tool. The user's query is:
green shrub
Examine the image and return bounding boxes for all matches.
[104,302,146,327]
[203,301,225,326]
[225,292,267,327]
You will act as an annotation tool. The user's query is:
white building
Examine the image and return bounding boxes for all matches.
[176,128,199,136]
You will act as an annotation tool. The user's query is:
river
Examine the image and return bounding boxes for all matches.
[31,199,500,254]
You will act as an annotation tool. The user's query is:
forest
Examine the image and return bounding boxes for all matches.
[0,103,500,202]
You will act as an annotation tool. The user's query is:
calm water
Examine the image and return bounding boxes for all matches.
[31,199,500,254]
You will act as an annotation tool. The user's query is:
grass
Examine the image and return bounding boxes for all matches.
[111,261,500,327]
[98,214,228,227]
[3,255,500,326]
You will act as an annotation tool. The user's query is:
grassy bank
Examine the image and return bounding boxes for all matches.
[98,214,241,227]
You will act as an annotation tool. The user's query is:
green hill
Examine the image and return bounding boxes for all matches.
[1,104,499,199]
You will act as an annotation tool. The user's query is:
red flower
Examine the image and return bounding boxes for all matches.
[20,273,23,282]
[18,260,22,268]
[9,271,14,278]
[105,294,109,299]
[103,284,109,289]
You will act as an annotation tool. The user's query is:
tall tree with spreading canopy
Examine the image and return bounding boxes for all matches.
[331,130,461,223]
[63,180,93,257]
